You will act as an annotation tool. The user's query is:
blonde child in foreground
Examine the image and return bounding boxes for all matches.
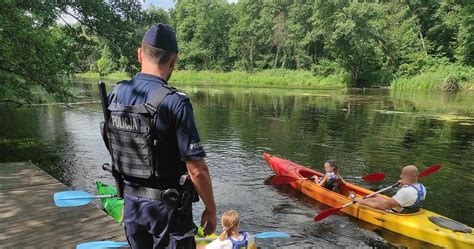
[206,210,257,249]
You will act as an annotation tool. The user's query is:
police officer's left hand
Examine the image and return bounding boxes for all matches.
[201,208,216,236]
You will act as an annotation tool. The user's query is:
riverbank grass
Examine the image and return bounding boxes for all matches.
[170,70,348,88]
[74,72,129,82]
[391,65,474,91]
[75,67,474,91]
[75,70,348,88]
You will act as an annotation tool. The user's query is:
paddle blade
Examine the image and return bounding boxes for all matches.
[313,207,342,222]
[254,232,290,239]
[361,173,385,182]
[419,164,442,178]
[272,175,298,185]
[76,241,128,249]
[53,191,94,207]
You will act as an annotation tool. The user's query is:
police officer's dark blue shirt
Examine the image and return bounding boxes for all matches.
[108,73,206,187]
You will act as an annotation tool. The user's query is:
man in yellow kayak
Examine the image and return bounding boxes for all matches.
[353,165,426,213]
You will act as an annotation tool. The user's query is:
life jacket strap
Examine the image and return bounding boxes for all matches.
[406,184,425,209]
[228,232,249,249]
[397,184,425,214]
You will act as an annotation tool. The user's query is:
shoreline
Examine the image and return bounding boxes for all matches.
[74,70,474,92]
[74,70,346,90]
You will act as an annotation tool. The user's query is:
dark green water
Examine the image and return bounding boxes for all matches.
[1,83,473,248]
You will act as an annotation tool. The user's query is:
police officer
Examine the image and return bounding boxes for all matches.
[104,23,217,248]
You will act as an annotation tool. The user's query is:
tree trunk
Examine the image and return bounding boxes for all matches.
[419,29,428,56]
[249,40,254,70]
[351,65,358,87]
[274,46,280,68]
[404,1,428,56]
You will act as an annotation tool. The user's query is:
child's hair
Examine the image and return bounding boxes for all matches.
[218,210,240,241]
[325,160,339,175]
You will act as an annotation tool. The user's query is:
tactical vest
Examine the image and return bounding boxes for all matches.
[228,232,249,249]
[106,82,175,181]
[400,183,426,214]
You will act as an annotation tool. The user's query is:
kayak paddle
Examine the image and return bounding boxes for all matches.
[254,231,290,239]
[314,182,400,221]
[313,163,442,221]
[77,232,290,248]
[348,173,385,182]
[76,241,128,249]
[54,190,116,207]
[272,172,385,185]
[195,231,290,241]
[419,163,442,178]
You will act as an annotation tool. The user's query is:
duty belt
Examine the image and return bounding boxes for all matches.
[124,184,178,202]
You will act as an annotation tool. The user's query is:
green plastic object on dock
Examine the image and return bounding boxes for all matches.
[96,181,123,223]
[95,181,217,244]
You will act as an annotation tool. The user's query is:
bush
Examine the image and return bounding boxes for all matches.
[442,75,459,91]
[311,59,342,77]
[365,70,394,87]
[96,57,116,78]
[397,54,450,77]
[95,45,117,78]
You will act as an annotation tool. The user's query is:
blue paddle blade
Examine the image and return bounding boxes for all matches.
[76,241,128,249]
[254,232,290,239]
[53,191,94,207]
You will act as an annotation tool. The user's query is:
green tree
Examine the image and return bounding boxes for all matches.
[285,0,317,69]
[3,0,474,98]
[403,0,439,56]
[173,0,234,70]
[0,1,72,102]
[96,45,117,78]
[456,4,474,66]
[0,0,147,102]
[317,2,388,86]
[229,0,276,71]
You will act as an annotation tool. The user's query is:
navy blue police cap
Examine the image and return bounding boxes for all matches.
[143,23,178,53]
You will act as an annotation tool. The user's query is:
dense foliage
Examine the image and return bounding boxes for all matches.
[0,0,152,102]
[1,0,473,102]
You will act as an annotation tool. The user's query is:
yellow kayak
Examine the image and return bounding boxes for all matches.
[264,152,474,248]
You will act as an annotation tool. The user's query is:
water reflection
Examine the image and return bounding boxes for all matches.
[0,85,472,248]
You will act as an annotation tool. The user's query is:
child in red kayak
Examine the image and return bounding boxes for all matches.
[206,210,256,249]
[314,160,346,192]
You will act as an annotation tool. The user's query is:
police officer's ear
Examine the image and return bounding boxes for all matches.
[169,53,177,71]
[137,47,144,65]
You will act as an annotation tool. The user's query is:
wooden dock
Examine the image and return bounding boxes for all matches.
[0,161,126,248]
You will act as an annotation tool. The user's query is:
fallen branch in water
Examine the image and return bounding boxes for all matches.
[0,99,24,108]
[0,99,101,108]
[31,100,101,106]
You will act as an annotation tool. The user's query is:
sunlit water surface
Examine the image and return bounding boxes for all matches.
[1,83,473,248]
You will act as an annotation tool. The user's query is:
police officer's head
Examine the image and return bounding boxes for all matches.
[138,23,178,81]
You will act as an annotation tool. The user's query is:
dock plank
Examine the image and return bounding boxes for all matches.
[0,162,126,248]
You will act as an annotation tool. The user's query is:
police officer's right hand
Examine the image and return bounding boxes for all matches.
[201,208,216,236]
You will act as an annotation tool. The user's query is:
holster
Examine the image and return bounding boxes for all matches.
[176,179,199,213]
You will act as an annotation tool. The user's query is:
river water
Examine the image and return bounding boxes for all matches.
[1,83,473,248]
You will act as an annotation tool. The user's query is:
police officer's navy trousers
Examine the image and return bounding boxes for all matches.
[124,193,197,249]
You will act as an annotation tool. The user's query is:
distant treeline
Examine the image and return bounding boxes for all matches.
[1,1,473,102]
